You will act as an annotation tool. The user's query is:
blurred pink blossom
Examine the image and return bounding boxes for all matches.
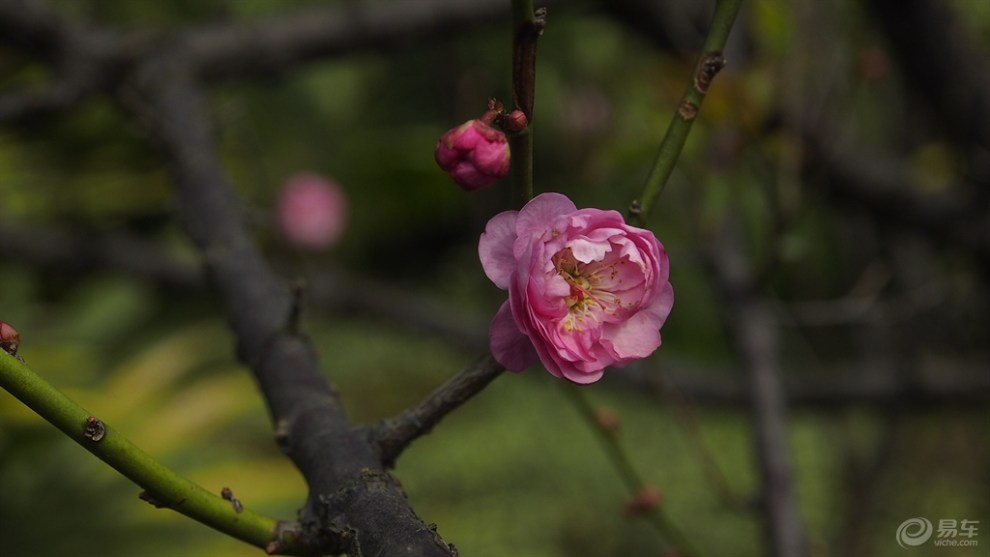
[479,193,673,384]
[276,173,347,250]
[435,114,510,190]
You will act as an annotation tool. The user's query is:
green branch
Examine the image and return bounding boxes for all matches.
[0,351,306,555]
[509,130,534,208]
[632,0,744,226]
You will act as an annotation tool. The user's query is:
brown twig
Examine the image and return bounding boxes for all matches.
[510,5,546,121]
[374,353,504,467]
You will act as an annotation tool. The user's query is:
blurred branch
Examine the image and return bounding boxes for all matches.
[182,0,520,79]
[704,222,807,557]
[0,352,301,553]
[119,67,450,554]
[662,380,744,507]
[0,0,67,54]
[618,361,990,409]
[0,0,147,124]
[373,352,504,467]
[835,413,903,557]
[597,0,715,53]
[632,0,741,225]
[307,273,488,349]
[0,221,203,290]
[0,220,487,348]
[0,81,95,122]
[802,140,990,266]
[0,0,546,124]
[866,0,990,154]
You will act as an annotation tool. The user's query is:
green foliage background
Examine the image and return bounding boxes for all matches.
[1,1,988,556]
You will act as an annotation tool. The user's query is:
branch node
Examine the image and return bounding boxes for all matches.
[534,7,548,30]
[274,417,291,452]
[83,415,106,442]
[678,101,699,121]
[693,51,727,95]
[221,486,244,513]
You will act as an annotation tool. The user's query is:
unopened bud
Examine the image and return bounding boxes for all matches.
[0,321,20,357]
[435,118,510,191]
[624,485,662,517]
[593,407,620,435]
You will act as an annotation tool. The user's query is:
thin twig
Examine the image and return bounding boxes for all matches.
[617,362,990,410]
[374,353,504,467]
[507,0,544,207]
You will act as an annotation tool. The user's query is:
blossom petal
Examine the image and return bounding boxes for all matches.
[489,301,538,371]
[479,210,519,290]
[643,280,675,324]
[568,237,611,263]
[560,365,605,384]
[601,311,662,360]
[516,192,576,237]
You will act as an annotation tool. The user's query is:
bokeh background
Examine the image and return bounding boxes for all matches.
[1,0,988,556]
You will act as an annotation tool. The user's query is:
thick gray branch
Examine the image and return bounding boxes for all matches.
[120,63,452,555]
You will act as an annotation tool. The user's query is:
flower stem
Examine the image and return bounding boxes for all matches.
[509,131,533,208]
[508,0,544,207]
[0,352,305,554]
[631,0,744,226]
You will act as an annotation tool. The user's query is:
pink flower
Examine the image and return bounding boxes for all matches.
[479,193,673,384]
[276,173,347,250]
[435,115,510,190]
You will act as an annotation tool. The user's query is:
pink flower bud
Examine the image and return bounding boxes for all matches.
[0,320,20,357]
[276,173,348,250]
[624,485,662,517]
[594,407,621,435]
[435,118,510,191]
